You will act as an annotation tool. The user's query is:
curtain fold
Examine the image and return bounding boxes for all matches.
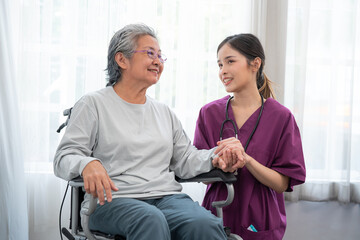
[0,0,29,239]
[284,0,360,203]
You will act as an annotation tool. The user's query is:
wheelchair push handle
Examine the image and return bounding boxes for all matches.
[56,107,73,133]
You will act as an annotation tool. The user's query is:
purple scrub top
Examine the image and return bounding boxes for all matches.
[194,96,306,240]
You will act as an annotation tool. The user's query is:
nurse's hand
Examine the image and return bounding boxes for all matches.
[214,137,247,171]
[82,160,119,205]
[212,155,239,172]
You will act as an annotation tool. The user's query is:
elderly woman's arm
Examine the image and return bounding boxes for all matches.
[169,109,237,178]
[53,98,116,205]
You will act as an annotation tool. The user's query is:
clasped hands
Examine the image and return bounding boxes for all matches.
[212,137,247,172]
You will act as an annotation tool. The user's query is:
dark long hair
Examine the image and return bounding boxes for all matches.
[217,33,275,99]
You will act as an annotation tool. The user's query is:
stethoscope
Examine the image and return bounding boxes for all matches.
[219,94,264,152]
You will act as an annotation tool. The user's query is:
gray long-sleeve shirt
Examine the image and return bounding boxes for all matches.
[54,86,215,201]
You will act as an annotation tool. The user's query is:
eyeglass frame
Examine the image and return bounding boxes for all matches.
[132,49,167,63]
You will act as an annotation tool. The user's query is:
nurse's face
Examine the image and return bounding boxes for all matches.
[217,43,257,93]
[125,35,164,87]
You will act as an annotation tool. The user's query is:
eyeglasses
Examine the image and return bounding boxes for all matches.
[133,49,167,63]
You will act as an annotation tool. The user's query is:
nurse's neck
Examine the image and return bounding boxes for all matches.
[232,89,262,109]
[113,79,147,104]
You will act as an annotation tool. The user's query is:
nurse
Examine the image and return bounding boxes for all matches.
[193,33,306,240]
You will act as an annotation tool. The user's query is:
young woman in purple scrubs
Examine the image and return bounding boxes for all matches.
[194,34,306,240]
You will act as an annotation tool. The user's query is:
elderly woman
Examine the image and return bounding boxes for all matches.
[54,24,233,240]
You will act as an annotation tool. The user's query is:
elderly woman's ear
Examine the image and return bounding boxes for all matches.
[115,52,128,70]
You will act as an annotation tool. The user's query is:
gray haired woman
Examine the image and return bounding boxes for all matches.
[54,23,234,240]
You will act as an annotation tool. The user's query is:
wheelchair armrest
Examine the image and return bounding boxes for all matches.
[177,168,237,219]
[69,176,85,187]
[69,176,98,240]
[69,177,98,215]
[176,168,237,184]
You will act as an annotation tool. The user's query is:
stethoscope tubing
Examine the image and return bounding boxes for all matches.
[219,94,264,152]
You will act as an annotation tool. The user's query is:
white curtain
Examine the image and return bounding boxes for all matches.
[284,0,360,203]
[0,0,29,239]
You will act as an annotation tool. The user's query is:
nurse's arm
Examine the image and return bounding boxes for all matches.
[244,154,289,193]
[216,137,289,193]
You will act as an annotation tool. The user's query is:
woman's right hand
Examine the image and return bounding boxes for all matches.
[213,137,247,171]
[82,160,119,205]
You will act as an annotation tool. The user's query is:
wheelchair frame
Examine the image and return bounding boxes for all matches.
[57,108,242,240]
[61,169,242,240]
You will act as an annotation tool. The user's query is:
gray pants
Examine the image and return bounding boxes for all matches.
[89,193,227,240]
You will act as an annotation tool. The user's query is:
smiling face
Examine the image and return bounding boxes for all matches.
[121,35,164,88]
[217,43,258,93]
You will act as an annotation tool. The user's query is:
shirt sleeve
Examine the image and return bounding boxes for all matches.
[272,113,306,191]
[168,109,215,179]
[53,97,101,181]
[193,108,212,150]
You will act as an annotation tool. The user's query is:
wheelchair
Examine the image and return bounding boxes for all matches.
[57,108,243,240]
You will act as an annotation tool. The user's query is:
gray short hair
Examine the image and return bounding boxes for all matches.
[106,24,158,86]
